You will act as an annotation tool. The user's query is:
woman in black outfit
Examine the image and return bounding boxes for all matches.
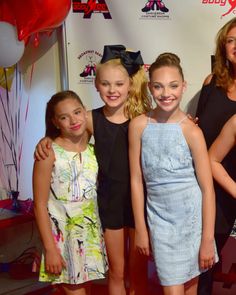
[196,17,236,295]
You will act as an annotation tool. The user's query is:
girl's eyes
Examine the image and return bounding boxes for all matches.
[153,84,179,89]
[100,82,124,87]
[58,110,82,120]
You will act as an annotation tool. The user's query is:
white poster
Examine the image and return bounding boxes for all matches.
[64,0,235,113]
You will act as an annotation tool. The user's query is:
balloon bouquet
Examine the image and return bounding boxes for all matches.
[0,0,71,68]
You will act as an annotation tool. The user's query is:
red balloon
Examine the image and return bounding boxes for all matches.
[0,0,16,26]
[6,0,71,42]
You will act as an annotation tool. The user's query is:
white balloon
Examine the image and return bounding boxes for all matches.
[0,21,25,68]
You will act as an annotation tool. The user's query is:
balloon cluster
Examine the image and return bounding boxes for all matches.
[0,0,71,68]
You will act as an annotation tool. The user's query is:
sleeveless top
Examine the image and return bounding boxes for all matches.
[141,115,218,286]
[92,107,134,229]
[39,143,108,284]
[196,76,236,234]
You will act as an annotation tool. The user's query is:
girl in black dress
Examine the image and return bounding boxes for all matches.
[86,45,152,295]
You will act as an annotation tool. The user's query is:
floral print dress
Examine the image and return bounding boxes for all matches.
[39,143,108,284]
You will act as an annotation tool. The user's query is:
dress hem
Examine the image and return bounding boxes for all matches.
[39,273,108,285]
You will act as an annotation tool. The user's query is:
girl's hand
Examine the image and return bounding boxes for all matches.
[135,229,150,256]
[45,248,66,275]
[199,238,215,270]
[34,137,52,160]
[187,114,199,125]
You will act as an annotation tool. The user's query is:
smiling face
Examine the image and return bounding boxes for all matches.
[52,98,87,139]
[95,62,131,112]
[225,26,236,64]
[148,66,186,114]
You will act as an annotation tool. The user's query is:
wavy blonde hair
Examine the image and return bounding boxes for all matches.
[95,59,152,119]
[214,17,236,90]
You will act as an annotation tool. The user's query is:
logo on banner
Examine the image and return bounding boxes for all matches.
[73,0,112,19]
[78,50,102,84]
[202,0,236,18]
[140,0,170,20]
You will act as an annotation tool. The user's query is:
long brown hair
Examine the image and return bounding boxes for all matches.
[213,17,236,90]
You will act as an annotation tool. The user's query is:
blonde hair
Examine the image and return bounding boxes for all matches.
[96,59,152,119]
[213,17,236,90]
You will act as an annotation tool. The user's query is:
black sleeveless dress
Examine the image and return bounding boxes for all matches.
[196,77,236,295]
[196,77,236,250]
[92,107,134,230]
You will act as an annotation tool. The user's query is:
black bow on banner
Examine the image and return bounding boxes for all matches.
[100,45,144,76]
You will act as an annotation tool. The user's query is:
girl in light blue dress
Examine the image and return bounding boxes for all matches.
[129,53,218,295]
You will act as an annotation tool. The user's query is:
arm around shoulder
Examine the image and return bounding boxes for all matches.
[34,136,53,160]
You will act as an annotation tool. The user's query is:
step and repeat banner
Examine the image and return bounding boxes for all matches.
[64,0,235,113]
[65,0,236,223]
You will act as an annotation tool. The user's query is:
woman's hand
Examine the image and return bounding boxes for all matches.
[34,137,52,160]
[187,114,199,125]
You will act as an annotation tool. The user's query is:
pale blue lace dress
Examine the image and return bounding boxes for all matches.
[141,117,218,286]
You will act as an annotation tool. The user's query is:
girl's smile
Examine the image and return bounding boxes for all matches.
[149,66,186,113]
[70,124,82,131]
[53,98,87,138]
[95,63,131,109]
[158,96,176,104]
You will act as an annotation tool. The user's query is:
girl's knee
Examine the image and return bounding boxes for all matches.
[109,267,125,282]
